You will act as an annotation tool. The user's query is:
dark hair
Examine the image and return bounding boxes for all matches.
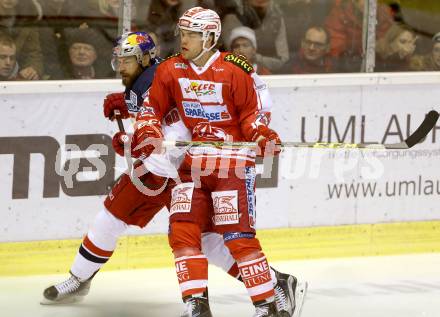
[0,31,16,47]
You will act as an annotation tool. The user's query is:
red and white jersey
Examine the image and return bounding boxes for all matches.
[140,107,191,178]
[141,50,273,169]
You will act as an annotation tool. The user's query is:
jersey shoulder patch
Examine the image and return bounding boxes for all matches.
[224,53,254,74]
[161,53,186,71]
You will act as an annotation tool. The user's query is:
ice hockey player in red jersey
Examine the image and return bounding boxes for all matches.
[130,7,307,317]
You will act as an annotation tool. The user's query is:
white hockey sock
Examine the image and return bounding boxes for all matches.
[70,208,127,281]
[201,232,235,272]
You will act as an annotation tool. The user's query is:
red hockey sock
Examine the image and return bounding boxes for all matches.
[175,254,208,298]
[238,255,274,303]
[227,262,241,279]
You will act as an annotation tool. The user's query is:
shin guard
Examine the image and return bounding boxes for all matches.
[238,255,275,304]
[175,255,208,298]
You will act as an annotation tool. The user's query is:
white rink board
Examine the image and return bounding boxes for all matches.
[1,73,440,242]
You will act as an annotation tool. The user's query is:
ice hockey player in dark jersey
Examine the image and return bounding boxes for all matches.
[40,31,173,306]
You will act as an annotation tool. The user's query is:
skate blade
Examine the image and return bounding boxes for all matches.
[292,281,308,317]
[40,295,85,306]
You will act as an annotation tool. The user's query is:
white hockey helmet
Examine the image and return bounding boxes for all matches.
[111,31,157,71]
[177,7,221,60]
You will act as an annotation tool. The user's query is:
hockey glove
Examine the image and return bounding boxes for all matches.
[252,125,282,157]
[112,132,137,157]
[103,92,129,120]
[132,120,164,158]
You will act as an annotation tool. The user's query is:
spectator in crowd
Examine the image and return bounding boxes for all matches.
[97,0,119,17]
[198,0,240,19]
[228,26,271,75]
[38,0,116,79]
[387,0,434,54]
[134,0,196,58]
[72,0,124,76]
[55,0,123,73]
[38,0,74,80]
[285,26,336,74]
[430,33,440,70]
[280,0,333,54]
[375,24,417,72]
[40,0,75,19]
[0,31,20,80]
[222,0,289,73]
[62,27,110,79]
[410,32,440,71]
[325,0,394,72]
[0,0,43,79]
[39,0,92,28]
[39,0,114,28]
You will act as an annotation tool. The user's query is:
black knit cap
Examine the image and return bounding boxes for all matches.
[64,27,102,49]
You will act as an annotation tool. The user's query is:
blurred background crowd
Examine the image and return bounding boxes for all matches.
[1,0,439,81]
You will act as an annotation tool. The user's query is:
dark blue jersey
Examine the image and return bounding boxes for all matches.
[124,61,159,114]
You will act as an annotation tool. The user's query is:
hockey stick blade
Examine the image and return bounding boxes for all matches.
[113,109,125,133]
[162,110,439,150]
[397,110,439,149]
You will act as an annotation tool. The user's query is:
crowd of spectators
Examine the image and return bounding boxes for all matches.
[0,0,439,81]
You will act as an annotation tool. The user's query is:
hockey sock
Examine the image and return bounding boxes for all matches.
[230,264,278,285]
[228,262,241,280]
[237,255,275,304]
[70,209,127,281]
[71,235,114,281]
[175,254,208,298]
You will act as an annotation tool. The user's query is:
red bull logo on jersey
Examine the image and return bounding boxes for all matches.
[170,183,194,215]
[178,78,223,103]
[182,102,231,122]
[212,190,239,225]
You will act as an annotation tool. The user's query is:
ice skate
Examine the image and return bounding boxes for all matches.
[180,290,212,317]
[253,301,278,317]
[273,268,308,317]
[40,273,91,305]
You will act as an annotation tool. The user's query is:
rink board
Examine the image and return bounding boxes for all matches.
[1,73,440,276]
[1,73,440,243]
[1,220,439,276]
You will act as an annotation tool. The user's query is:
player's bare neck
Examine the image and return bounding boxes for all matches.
[192,50,215,67]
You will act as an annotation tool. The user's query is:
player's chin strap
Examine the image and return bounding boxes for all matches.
[191,38,217,63]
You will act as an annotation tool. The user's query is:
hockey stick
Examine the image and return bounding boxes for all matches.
[113,109,125,133]
[162,110,439,150]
